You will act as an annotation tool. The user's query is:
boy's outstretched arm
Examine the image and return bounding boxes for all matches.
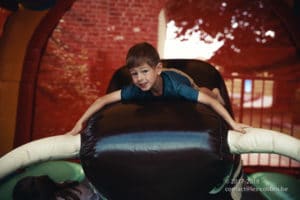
[197,92,248,133]
[67,90,122,135]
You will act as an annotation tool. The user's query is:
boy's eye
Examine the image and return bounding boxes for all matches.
[142,70,148,74]
[130,72,137,76]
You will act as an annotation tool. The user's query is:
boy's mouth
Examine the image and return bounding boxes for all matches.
[139,83,148,89]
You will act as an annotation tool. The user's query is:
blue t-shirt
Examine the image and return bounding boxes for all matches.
[121,71,199,102]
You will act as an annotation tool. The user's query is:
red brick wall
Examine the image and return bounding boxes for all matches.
[32,0,166,138]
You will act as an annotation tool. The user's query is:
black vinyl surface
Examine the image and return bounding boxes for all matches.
[80,59,241,200]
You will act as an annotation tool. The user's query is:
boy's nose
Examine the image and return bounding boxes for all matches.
[137,73,143,81]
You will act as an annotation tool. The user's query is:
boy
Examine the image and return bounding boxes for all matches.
[67,42,247,136]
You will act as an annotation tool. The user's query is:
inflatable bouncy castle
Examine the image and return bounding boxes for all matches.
[79,59,243,199]
[1,59,299,200]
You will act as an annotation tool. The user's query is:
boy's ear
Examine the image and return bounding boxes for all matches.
[156,62,163,75]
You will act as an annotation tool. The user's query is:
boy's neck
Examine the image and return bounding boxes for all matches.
[151,75,163,96]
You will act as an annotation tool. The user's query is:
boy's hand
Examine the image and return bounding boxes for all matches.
[66,121,85,135]
[231,122,250,134]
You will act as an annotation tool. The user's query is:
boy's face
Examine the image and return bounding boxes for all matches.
[129,63,162,91]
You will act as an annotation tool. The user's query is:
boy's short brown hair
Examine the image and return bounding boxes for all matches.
[126,42,160,69]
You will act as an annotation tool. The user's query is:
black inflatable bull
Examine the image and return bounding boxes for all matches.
[80,59,241,200]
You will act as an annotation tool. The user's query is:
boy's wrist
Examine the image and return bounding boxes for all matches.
[230,121,237,128]
[77,118,86,125]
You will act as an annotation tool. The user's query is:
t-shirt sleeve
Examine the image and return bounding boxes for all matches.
[121,85,136,101]
[121,85,145,101]
[177,84,199,102]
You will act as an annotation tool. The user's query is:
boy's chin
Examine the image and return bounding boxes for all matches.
[139,87,150,91]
